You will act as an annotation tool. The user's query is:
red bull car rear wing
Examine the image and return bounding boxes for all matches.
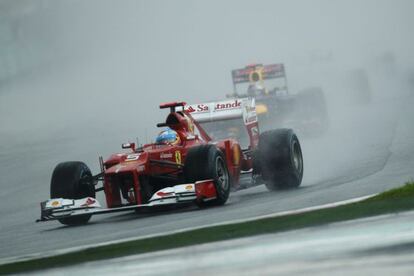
[231,63,286,84]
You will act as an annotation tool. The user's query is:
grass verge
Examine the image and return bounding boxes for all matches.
[2,182,414,274]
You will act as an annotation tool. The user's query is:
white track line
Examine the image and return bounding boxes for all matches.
[0,194,377,265]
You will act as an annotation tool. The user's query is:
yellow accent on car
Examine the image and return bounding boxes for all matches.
[175,150,182,164]
[233,145,240,166]
[249,67,264,82]
[256,104,268,114]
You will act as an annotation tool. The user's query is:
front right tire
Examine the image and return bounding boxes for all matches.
[50,161,95,225]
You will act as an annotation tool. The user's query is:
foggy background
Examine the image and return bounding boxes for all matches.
[1,0,414,194]
[2,1,414,263]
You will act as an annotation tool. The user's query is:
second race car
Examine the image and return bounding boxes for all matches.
[229,63,329,137]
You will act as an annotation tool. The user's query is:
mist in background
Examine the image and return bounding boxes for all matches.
[1,0,414,178]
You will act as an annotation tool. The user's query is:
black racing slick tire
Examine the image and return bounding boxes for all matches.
[50,161,95,225]
[258,129,303,190]
[184,145,230,206]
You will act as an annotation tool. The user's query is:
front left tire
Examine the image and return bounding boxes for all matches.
[184,144,231,206]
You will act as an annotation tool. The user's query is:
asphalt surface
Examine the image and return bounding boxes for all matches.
[36,211,414,276]
[1,91,413,264]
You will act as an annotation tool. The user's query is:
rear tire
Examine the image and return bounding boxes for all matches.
[50,161,95,225]
[258,129,303,190]
[184,145,230,206]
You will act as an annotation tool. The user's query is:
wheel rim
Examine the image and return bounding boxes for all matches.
[292,140,303,173]
[215,156,229,192]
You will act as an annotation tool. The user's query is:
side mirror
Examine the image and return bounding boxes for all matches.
[121,142,136,151]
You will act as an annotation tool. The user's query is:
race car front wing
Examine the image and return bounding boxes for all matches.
[37,180,216,222]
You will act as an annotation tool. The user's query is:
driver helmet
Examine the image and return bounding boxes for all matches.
[156,128,181,145]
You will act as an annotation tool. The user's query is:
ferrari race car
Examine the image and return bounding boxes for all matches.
[38,98,303,225]
[229,63,329,137]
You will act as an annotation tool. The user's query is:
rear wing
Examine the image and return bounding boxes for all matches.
[231,63,286,85]
[229,63,288,97]
[185,98,259,148]
[184,98,257,125]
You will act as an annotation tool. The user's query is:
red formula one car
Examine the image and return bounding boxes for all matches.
[38,99,303,225]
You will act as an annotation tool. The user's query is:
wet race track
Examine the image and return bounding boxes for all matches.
[1,88,413,263]
[37,211,414,275]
